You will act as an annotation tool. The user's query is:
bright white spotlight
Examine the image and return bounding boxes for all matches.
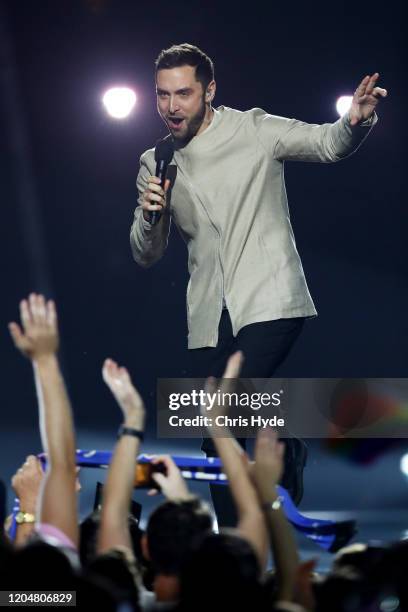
[400,453,408,477]
[102,87,136,119]
[336,95,353,118]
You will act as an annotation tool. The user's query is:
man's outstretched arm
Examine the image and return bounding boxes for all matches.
[8,294,78,547]
[256,72,387,163]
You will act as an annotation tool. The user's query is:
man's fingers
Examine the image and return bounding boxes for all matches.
[373,86,387,97]
[148,182,165,195]
[103,357,118,372]
[145,191,165,204]
[8,322,24,346]
[35,294,47,324]
[142,191,165,212]
[102,358,116,383]
[119,366,131,383]
[355,75,370,97]
[148,176,162,184]
[151,455,172,469]
[20,299,32,332]
[223,350,244,379]
[151,472,165,488]
[258,426,277,441]
[365,72,379,95]
[356,88,387,106]
[219,351,244,397]
[277,441,285,459]
[143,203,164,212]
[46,300,57,328]
[204,375,217,396]
[29,293,41,324]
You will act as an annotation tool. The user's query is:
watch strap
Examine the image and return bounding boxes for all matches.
[117,425,144,441]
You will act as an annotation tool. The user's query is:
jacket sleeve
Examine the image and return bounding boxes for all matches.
[130,152,172,268]
[252,108,377,163]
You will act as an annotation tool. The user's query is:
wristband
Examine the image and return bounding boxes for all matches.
[117,425,144,441]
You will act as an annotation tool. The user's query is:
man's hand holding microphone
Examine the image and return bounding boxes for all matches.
[142,136,174,225]
[142,176,171,222]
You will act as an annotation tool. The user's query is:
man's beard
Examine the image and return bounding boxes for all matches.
[170,96,206,147]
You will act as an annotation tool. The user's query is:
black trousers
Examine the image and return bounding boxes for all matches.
[190,309,304,380]
[190,310,304,452]
[189,310,305,525]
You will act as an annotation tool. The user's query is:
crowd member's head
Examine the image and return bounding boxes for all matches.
[80,510,143,567]
[366,541,408,612]
[86,549,141,611]
[155,43,216,145]
[178,530,266,611]
[3,540,77,591]
[144,496,212,576]
[333,542,385,576]
[314,567,366,612]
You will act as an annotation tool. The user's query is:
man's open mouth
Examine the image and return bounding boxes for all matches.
[168,117,184,129]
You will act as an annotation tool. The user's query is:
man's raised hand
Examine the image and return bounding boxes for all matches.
[147,454,190,500]
[8,293,59,361]
[142,176,171,221]
[102,358,145,428]
[202,350,244,422]
[253,427,285,502]
[349,72,387,126]
[11,455,44,513]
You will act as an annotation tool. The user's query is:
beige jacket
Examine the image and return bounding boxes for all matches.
[130,106,375,349]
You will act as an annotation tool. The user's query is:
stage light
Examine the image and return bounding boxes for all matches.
[379,596,400,612]
[336,95,353,117]
[400,452,408,477]
[102,87,136,119]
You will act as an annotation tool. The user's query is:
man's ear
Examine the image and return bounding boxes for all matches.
[141,532,150,560]
[206,80,216,102]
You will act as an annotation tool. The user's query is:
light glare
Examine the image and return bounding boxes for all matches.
[336,95,353,117]
[400,453,408,476]
[102,87,136,119]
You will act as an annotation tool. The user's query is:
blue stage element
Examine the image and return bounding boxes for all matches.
[9,450,356,552]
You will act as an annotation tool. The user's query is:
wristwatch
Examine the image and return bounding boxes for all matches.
[15,511,36,525]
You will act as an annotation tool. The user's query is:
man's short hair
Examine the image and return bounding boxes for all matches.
[146,496,212,575]
[155,43,214,91]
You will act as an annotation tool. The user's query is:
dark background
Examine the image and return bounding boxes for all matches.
[0,0,407,525]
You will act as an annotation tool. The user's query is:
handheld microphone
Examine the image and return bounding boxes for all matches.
[150,135,174,225]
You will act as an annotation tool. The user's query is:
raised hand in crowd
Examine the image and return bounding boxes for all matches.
[203,351,269,572]
[9,456,82,549]
[147,455,190,500]
[252,428,301,605]
[98,358,145,555]
[11,456,43,546]
[8,294,79,549]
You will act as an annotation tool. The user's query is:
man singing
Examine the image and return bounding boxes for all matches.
[130,44,387,517]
